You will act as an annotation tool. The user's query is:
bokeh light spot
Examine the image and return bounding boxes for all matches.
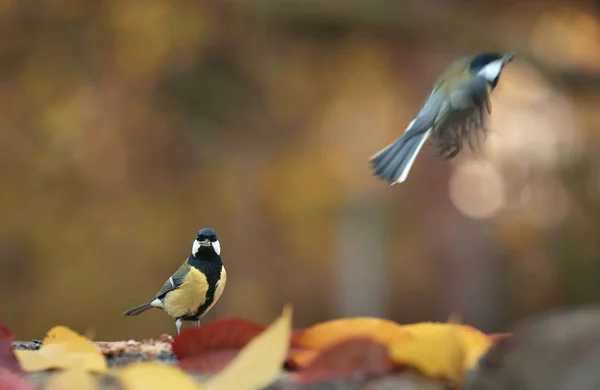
[449,161,505,220]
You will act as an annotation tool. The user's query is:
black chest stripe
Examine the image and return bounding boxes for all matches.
[182,256,222,321]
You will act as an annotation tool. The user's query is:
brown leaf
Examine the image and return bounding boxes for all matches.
[294,337,395,385]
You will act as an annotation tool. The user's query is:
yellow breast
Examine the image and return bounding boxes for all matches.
[162,268,208,319]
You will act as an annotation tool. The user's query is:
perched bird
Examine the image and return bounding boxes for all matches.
[370,51,515,185]
[123,228,226,334]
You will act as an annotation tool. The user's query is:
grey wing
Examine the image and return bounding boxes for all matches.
[433,77,491,158]
[153,261,190,300]
[404,89,446,137]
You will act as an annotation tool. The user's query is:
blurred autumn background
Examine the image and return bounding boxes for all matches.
[1,0,600,341]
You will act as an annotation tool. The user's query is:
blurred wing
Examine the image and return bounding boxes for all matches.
[154,260,190,299]
[433,77,491,158]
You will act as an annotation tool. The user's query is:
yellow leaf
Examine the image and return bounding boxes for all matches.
[15,326,107,373]
[42,326,81,345]
[295,317,410,350]
[454,325,492,370]
[205,305,293,390]
[389,322,464,384]
[45,368,99,390]
[118,362,201,390]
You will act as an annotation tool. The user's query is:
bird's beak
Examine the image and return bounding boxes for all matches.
[197,239,211,247]
[503,52,516,64]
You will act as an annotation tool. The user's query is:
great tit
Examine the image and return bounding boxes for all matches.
[370,51,515,185]
[123,228,226,334]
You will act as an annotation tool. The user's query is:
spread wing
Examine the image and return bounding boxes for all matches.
[153,260,191,300]
[432,76,491,158]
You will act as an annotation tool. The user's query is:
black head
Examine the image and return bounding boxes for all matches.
[468,52,515,88]
[468,52,504,72]
[192,228,221,257]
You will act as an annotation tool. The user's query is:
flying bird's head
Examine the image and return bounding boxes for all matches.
[468,51,515,88]
[192,228,220,257]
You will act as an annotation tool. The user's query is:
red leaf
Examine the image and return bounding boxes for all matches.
[173,317,274,373]
[173,317,309,373]
[0,318,22,374]
[178,349,240,373]
[293,337,395,385]
[0,374,35,390]
[179,347,306,374]
[172,318,267,360]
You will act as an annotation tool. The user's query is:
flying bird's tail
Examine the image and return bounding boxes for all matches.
[370,127,432,185]
[123,302,154,316]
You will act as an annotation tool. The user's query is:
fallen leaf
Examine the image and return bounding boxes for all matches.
[0,317,22,374]
[45,368,99,390]
[173,318,267,359]
[450,325,492,370]
[118,362,201,390]
[389,323,464,384]
[488,333,510,343]
[0,373,36,390]
[389,322,492,385]
[204,305,293,390]
[294,318,411,351]
[173,318,268,373]
[294,338,395,385]
[15,326,107,373]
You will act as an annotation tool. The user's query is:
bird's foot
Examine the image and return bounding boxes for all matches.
[194,319,201,328]
[175,318,183,335]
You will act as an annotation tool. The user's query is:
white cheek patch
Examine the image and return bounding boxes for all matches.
[477,59,504,82]
[192,240,201,256]
[212,240,221,256]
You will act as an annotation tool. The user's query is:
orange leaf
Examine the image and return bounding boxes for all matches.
[287,350,318,368]
[389,322,492,384]
[118,363,201,390]
[293,338,394,385]
[14,326,107,373]
[0,317,22,374]
[295,318,411,351]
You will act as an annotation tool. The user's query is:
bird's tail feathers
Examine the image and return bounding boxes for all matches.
[123,302,154,316]
[370,129,432,185]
